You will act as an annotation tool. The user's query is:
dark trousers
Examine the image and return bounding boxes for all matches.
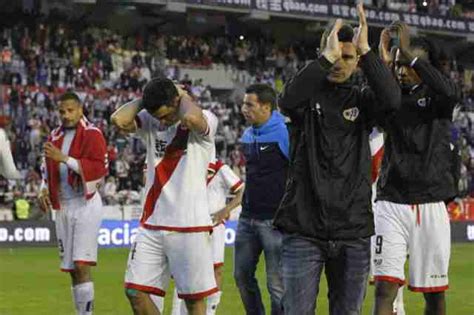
[234,217,284,315]
[281,233,371,315]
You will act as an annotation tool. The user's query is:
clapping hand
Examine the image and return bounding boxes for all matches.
[322,19,344,63]
[352,2,370,56]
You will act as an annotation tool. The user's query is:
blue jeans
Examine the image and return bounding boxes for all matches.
[234,217,284,315]
[281,234,371,315]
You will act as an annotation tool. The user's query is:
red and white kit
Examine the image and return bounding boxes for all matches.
[207,159,243,267]
[371,128,450,293]
[44,117,108,271]
[125,109,219,299]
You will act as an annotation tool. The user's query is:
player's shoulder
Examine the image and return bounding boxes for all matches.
[202,109,218,125]
[81,118,104,136]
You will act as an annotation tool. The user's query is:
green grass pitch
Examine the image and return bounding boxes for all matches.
[1,244,473,314]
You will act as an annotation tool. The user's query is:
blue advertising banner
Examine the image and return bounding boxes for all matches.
[97,220,239,248]
[0,219,472,247]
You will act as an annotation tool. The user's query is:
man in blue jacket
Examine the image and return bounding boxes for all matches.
[234,84,289,315]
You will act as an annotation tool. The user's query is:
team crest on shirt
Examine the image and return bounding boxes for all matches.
[343,107,360,122]
[417,97,428,107]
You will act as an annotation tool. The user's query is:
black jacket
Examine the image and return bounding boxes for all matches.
[376,59,461,204]
[274,51,401,240]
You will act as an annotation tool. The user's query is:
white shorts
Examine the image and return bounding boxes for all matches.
[212,224,225,268]
[55,193,103,272]
[373,200,451,292]
[124,227,218,299]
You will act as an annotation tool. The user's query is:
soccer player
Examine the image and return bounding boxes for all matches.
[373,22,461,315]
[111,78,218,315]
[369,128,405,315]
[171,158,244,315]
[38,92,108,315]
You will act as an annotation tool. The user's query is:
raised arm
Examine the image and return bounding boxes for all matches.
[110,98,142,133]
[279,19,346,114]
[412,59,461,102]
[356,3,400,117]
[392,21,461,103]
[178,94,209,135]
[360,50,401,114]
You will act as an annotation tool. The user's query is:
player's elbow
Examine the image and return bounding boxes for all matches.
[110,113,122,128]
[111,114,133,132]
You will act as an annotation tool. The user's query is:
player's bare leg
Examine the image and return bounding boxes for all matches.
[70,264,91,285]
[206,266,224,315]
[70,264,94,315]
[125,289,160,315]
[373,281,400,315]
[171,266,224,315]
[184,299,206,315]
[423,292,446,315]
[214,266,224,290]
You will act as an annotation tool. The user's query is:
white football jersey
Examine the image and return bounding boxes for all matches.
[136,109,218,232]
[207,160,243,215]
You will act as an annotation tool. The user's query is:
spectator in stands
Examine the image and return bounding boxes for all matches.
[115,154,130,191]
[104,176,118,205]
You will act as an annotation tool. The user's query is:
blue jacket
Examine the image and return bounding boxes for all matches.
[240,111,289,220]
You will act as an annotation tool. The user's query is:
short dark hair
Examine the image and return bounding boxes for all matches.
[320,22,354,51]
[58,92,81,104]
[245,84,277,110]
[142,78,178,112]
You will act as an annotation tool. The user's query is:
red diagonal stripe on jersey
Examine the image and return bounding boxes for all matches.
[207,160,224,185]
[140,127,188,225]
[371,146,384,183]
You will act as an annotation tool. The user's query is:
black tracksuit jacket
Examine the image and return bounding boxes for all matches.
[274,50,401,240]
[376,58,462,204]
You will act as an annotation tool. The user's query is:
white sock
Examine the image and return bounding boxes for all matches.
[150,294,164,314]
[171,288,188,315]
[206,291,222,315]
[393,286,405,315]
[72,282,94,315]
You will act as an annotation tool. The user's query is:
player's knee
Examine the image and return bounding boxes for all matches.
[125,288,145,306]
[374,282,399,302]
[125,288,138,299]
[73,264,91,283]
[424,291,445,306]
[214,266,224,279]
[184,298,204,309]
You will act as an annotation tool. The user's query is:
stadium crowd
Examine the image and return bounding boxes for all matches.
[0,18,472,212]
